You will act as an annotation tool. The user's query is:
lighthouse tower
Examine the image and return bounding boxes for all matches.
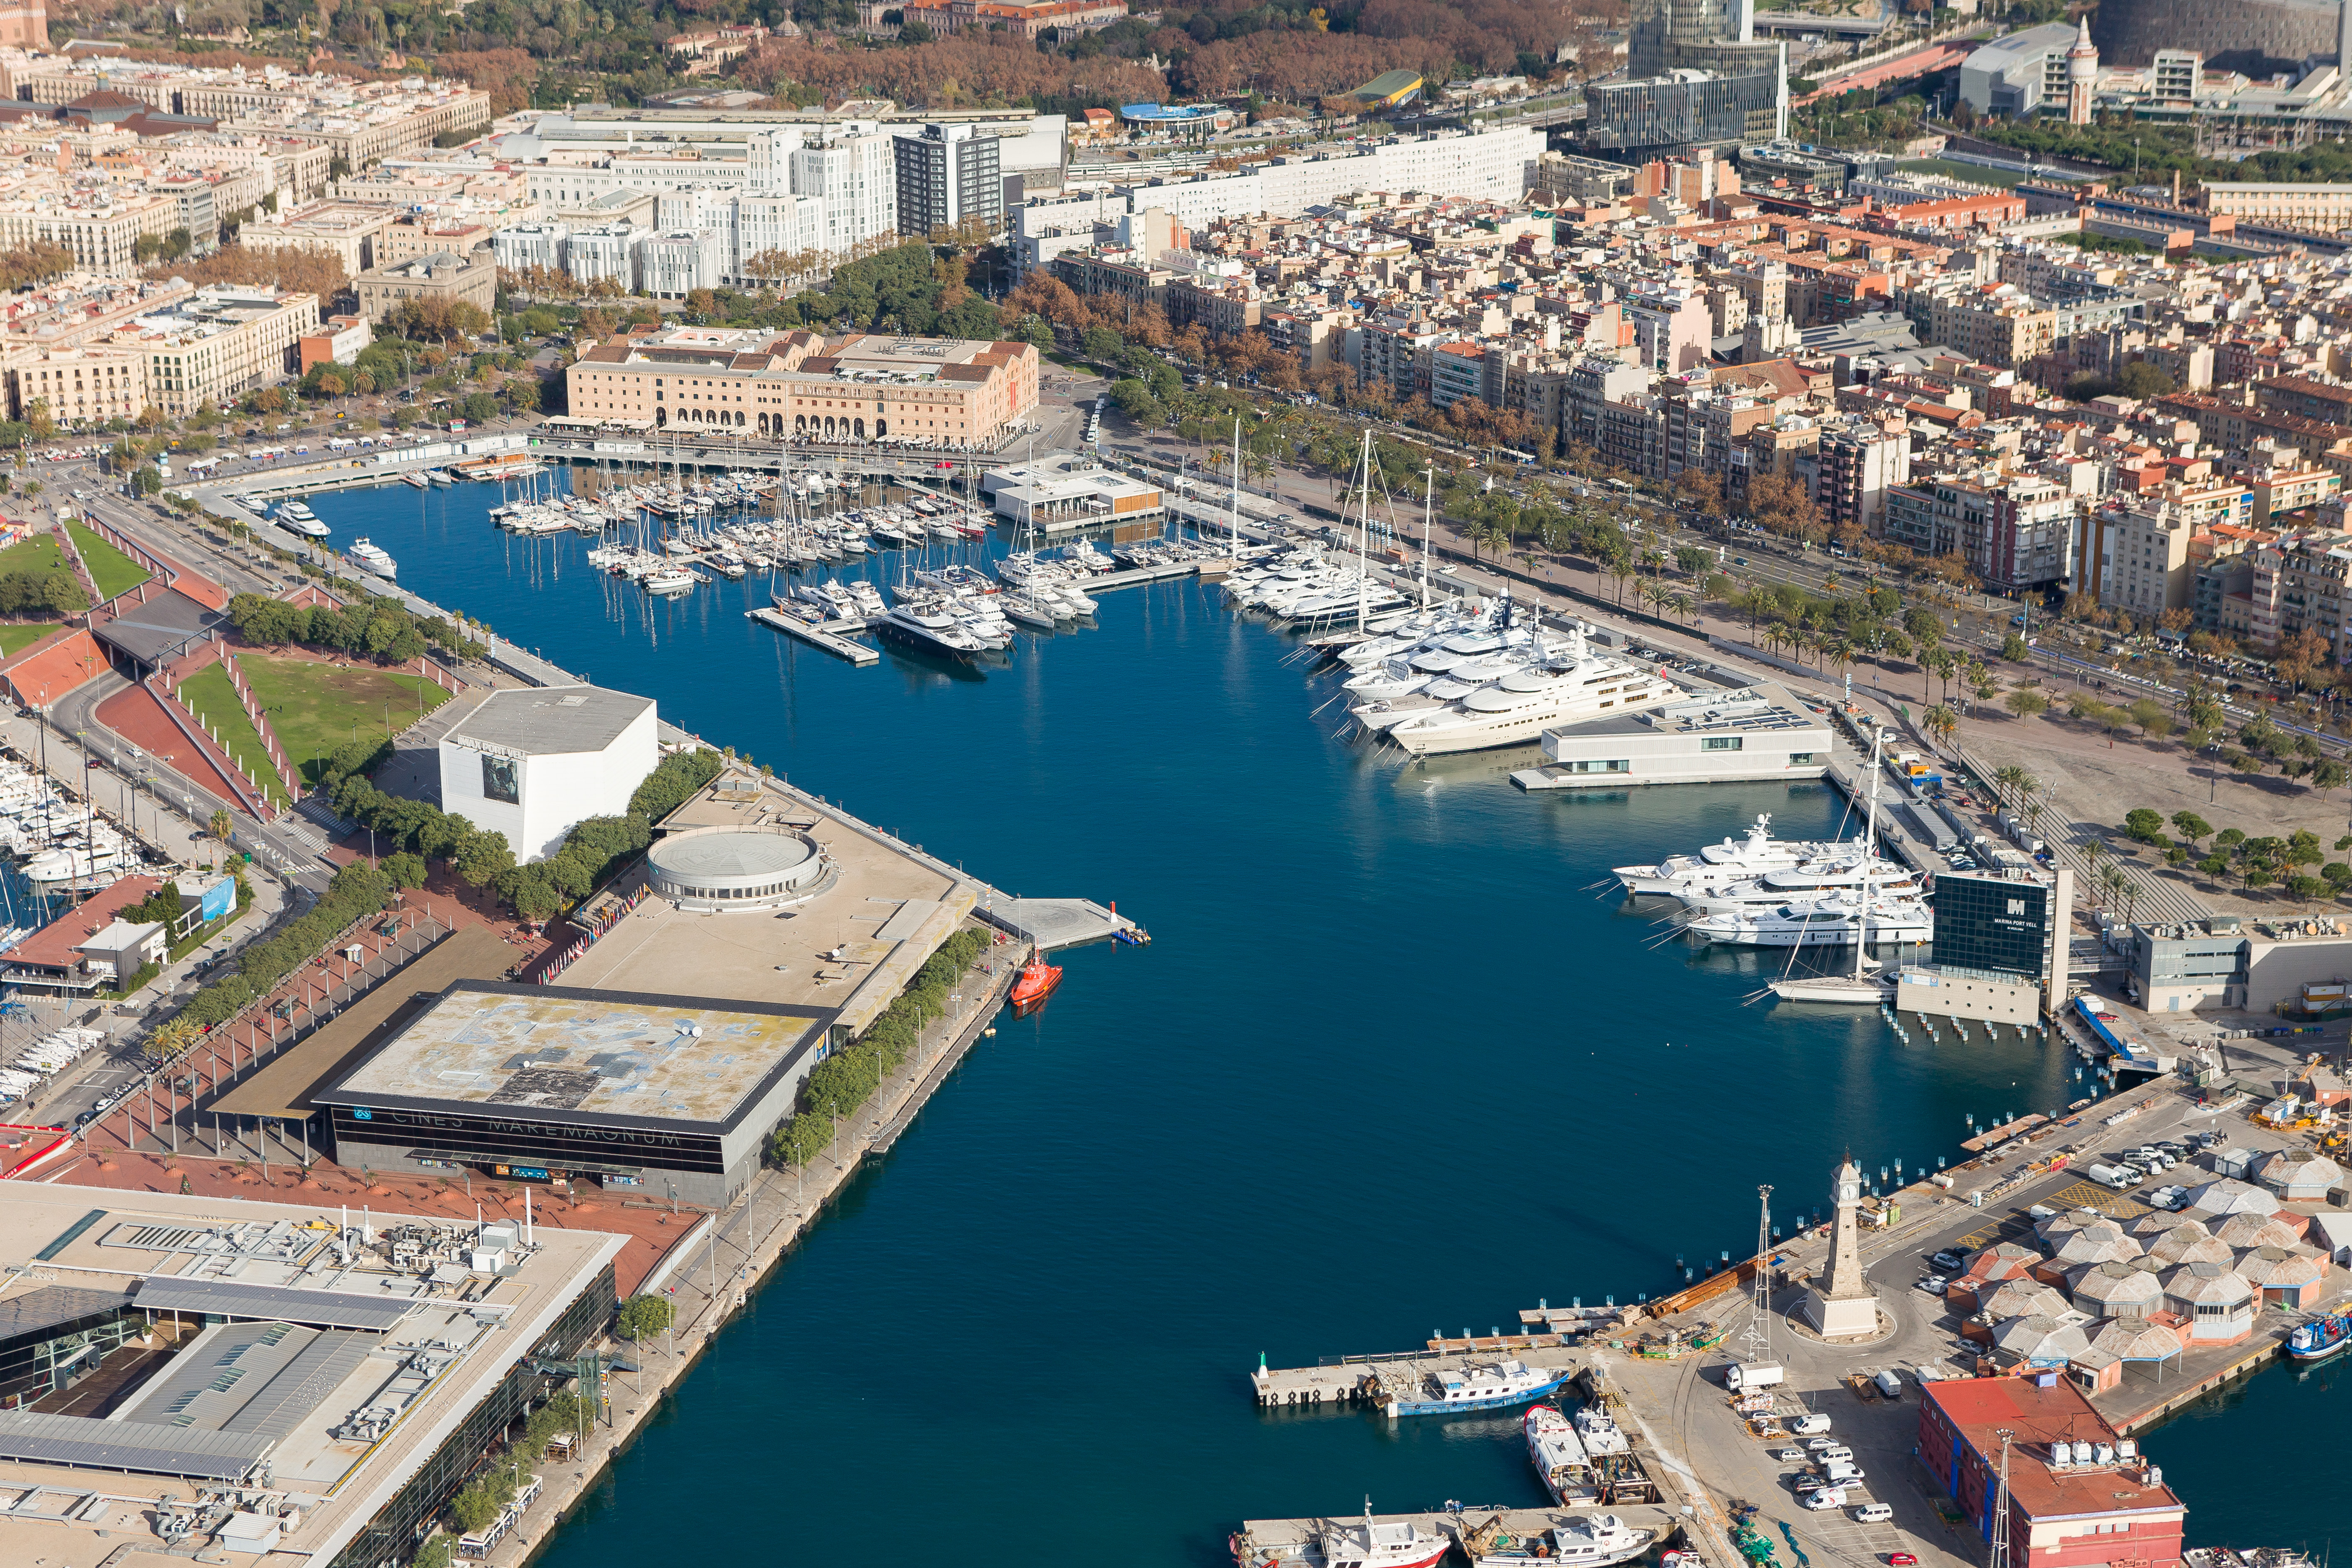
[2066,16,2099,126]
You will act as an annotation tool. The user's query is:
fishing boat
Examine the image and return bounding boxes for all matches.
[1463,1514,1654,1568]
[2289,1308,2352,1362]
[1009,952,1062,1011]
[1385,1358,1574,1417]
[1288,1505,1450,1568]
[1525,1405,1594,1506]
[348,539,397,577]
[1573,1403,1631,1457]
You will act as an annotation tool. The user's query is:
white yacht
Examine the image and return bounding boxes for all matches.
[1687,893,1935,948]
[347,538,396,577]
[874,603,991,660]
[272,501,328,538]
[1383,629,1681,756]
[1616,813,1863,898]
[1676,858,1919,915]
[643,565,696,594]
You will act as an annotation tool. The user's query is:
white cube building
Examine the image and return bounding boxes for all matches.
[438,685,660,862]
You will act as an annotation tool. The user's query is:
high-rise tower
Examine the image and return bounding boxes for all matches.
[2066,16,2099,126]
[1804,1154,1880,1339]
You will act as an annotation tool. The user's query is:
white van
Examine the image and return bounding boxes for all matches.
[1825,1462,1864,1485]
[1816,1445,1854,1464]
[1790,1413,1832,1435]
[1873,1369,1904,1401]
[1851,1504,1893,1524]
[1800,1489,1847,1512]
[1724,1362,1785,1391]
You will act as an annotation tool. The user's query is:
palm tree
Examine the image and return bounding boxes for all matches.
[1667,592,1691,624]
[1923,703,1959,749]
[1825,634,1855,681]
[1993,765,2028,811]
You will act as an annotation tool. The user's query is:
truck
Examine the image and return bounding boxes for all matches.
[1724,1361,1785,1391]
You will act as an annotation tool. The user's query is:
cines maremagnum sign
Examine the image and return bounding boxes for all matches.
[337,1104,700,1150]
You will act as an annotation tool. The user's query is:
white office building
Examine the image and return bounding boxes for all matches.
[438,685,660,864]
[1509,684,1832,791]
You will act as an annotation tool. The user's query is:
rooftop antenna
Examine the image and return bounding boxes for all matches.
[1990,1431,2016,1568]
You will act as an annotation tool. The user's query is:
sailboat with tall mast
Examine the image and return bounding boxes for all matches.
[1767,732,1904,1003]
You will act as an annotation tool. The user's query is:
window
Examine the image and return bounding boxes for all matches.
[1788,752,1817,766]
[481,754,519,804]
[1568,759,1629,774]
[1702,737,1743,752]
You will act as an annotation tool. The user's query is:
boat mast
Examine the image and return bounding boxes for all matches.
[1354,428,1372,629]
[1229,415,1242,557]
[1857,730,1884,974]
[1420,464,1433,613]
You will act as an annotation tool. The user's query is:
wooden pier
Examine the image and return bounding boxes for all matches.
[746,606,878,664]
[1250,1346,1579,1409]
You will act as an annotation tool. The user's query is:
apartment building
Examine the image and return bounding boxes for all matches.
[2076,498,2202,621]
[0,188,178,276]
[106,284,319,418]
[2246,530,2352,655]
[239,199,395,274]
[1813,417,1911,540]
[3,343,147,425]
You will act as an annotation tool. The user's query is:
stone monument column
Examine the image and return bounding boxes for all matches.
[1805,1153,1880,1339]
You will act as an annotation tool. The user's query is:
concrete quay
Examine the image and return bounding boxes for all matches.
[467,931,1032,1568]
[1250,1347,1579,1408]
[1236,1503,1680,1568]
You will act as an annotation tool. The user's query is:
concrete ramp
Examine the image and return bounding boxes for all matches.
[988,898,1135,951]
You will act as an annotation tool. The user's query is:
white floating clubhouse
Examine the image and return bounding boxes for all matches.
[1511,684,1833,791]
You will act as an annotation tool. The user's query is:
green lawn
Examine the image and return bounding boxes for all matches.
[0,534,89,614]
[0,623,57,655]
[176,664,288,807]
[64,521,150,601]
[235,654,452,786]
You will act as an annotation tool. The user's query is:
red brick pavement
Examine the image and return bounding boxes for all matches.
[95,680,251,813]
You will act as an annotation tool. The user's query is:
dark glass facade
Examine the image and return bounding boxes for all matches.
[1932,874,2053,980]
[328,1106,725,1179]
[329,1262,616,1568]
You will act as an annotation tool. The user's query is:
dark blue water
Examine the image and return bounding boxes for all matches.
[307,475,2182,1565]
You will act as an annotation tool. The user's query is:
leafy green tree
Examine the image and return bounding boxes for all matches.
[2123,809,2166,845]
[454,830,514,888]
[2169,811,2211,848]
[615,1294,676,1340]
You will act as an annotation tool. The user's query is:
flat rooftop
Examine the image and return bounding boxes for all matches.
[442,683,655,756]
[0,1184,624,1568]
[554,773,975,1037]
[316,981,828,1128]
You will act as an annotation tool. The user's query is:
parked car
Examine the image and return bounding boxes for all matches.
[1930,1250,1965,1272]
[1916,1276,1948,1295]
[1776,1448,1808,1463]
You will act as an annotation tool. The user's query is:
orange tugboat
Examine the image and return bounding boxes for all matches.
[1009,951,1062,1013]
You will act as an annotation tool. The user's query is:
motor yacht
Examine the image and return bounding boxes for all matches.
[874,603,990,660]
[1676,858,1919,915]
[1687,893,1935,948]
[1384,630,1681,756]
[1615,814,1860,898]
[347,539,396,577]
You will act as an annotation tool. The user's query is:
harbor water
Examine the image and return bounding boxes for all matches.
[297,474,2284,1564]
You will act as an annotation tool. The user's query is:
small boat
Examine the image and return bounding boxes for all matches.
[1009,952,1062,1011]
[1384,1357,1573,1418]
[2290,1308,2352,1362]
[1309,1505,1450,1568]
[348,538,396,577]
[425,469,455,487]
[272,501,328,538]
[1525,1405,1592,1506]
[400,471,431,489]
[1113,925,1150,946]
[1463,1514,1654,1568]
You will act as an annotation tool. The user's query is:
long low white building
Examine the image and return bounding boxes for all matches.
[1510,683,1832,791]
